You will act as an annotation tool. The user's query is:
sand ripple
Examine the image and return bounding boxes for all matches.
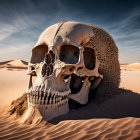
[0,107,140,140]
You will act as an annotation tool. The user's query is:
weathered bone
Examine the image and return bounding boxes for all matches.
[27,63,37,76]
[26,21,104,121]
[69,77,91,104]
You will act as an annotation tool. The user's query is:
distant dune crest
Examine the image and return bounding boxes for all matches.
[0,60,140,70]
[1,60,140,71]
[0,59,28,70]
[120,62,140,70]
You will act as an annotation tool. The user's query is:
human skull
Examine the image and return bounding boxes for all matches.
[26,21,104,121]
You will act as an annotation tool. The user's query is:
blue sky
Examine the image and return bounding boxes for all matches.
[0,0,140,63]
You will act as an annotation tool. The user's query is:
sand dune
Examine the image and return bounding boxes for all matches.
[120,62,140,70]
[0,63,140,139]
[0,59,28,70]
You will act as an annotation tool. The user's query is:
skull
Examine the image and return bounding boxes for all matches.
[26,21,103,121]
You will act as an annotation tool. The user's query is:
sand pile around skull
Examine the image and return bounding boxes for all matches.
[9,93,27,117]
[1,89,140,140]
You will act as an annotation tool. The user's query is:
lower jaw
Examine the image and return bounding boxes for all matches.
[27,102,69,121]
[27,92,69,121]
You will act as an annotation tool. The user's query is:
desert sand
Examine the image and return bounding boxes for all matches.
[0,59,28,70]
[120,62,140,93]
[120,62,140,70]
[0,60,140,140]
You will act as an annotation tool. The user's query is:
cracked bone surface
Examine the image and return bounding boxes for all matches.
[25,21,106,121]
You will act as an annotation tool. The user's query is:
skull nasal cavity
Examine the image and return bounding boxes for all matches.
[42,51,55,77]
[45,51,55,64]
[45,53,51,64]
[60,45,79,64]
[84,48,96,70]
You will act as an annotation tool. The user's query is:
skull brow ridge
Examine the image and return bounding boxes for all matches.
[53,20,67,44]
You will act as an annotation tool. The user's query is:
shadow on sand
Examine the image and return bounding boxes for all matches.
[50,88,140,124]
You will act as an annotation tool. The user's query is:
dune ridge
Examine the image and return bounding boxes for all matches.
[0,59,28,70]
[120,62,140,70]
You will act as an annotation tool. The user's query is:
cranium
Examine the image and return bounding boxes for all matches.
[25,21,119,121]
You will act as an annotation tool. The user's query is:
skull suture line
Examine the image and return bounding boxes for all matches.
[26,21,104,121]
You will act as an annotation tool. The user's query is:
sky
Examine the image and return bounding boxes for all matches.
[0,0,140,63]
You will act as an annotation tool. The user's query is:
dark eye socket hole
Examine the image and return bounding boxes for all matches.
[84,48,96,70]
[74,51,79,56]
[60,55,64,61]
[59,45,79,64]
[30,44,48,64]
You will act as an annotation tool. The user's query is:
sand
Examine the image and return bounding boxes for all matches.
[120,63,140,93]
[120,70,140,93]
[0,61,140,140]
[0,110,140,140]
[0,70,29,105]
[0,59,28,70]
[120,62,140,70]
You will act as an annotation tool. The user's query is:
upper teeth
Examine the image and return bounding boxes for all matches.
[26,88,70,106]
[51,89,70,96]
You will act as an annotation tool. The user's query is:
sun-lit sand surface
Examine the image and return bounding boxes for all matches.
[120,69,140,93]
[0,61,140,140]
[120,62,140,93]
[0,70,29,105]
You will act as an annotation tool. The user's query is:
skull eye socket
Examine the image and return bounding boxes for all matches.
[59,45,79,64]
[31,44,48,63]
[84,48,96,70]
